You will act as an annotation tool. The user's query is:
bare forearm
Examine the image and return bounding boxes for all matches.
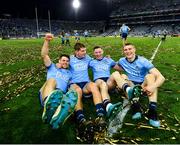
[41,40,49,57]
[113,64,123,72]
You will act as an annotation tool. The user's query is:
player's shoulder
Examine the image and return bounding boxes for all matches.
[138,55,148,61]
[70,54,75,59]
[104,56,114,62]
[119,57,126,61]
[137,56,151,64]
[85,54,92,60]
[90,57,96,61]
[47,62,55,68]
[89,58,96,65]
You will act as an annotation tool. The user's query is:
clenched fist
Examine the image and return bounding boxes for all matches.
[45,33,54,41]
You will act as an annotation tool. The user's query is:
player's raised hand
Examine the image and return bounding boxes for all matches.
[45,33,54,41]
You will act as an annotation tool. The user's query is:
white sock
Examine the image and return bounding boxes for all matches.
[106,103,113,112]
[126,87,131,94]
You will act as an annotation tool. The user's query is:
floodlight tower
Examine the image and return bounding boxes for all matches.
[72,0,80,20]
[35,7,40,38]
[48,10,51,33]
[72,0,80,9]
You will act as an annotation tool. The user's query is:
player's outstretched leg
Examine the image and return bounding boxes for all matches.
[129,85,144,120]
[106,102,125,125]
[148,109,160,127]
[50,89,78,129]
[127,85,143,100]
[42,90,63,123]
[106,102,122,119]
[94,116,107,132]
[131,101,142,120]
[77,119,94,144]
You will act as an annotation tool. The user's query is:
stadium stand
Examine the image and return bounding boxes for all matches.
[0,0,179,38]
[107,0,180,36]
[0,18,105,38]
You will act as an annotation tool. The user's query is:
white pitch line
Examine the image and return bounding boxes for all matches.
[149,40,162,63]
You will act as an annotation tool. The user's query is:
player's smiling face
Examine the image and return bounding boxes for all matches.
[75,47,86,58]
[58,56,69,69]
[123,45,136,61]
[94,47,103,60]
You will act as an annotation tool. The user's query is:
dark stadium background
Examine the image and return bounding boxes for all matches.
[0,0,179,38]
[0,0,111,20]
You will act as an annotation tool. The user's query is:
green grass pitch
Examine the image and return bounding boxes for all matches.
[0,36,179,143]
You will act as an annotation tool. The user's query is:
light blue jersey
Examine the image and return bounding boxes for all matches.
[47,63,72,93]
[69,55,92,83]
[120,25,130,34]
[65,33,70,40]
[118,56,154,83]
[61,36,65,41]
[84,31,88,37]
[89,57,116,81]
[74,32,79,37]
[74,32,80,40]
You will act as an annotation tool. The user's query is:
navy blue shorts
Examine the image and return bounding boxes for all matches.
[75,82,88,90]
[71,82,93,98]
[94,77,109,82]
[132,81,143,85]
[121,33,127,39]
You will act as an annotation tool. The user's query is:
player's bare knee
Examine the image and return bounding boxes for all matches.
[145,74,155,82]
[75,87,83,97]
[112,71,120,78]
[100,81,108,90]
[46,78,56,87]
[89,82,97,89]
[95,79,103,86]
[121,74,128,79]
[89,82,100,93]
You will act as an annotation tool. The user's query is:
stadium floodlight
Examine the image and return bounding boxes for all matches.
[72,0,80,9]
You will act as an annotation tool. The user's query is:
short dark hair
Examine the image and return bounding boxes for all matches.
[93,46,102,51]
[123,43,135,48]
[74,43,85,51]
[59,54,70,60]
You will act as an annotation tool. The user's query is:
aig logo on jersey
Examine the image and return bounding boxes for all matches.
[56,72,69,82]
[96,65,108,71]
[74,63,87,71]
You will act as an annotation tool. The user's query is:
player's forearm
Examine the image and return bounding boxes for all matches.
[41,40,49,58]
[113,64,123,72]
